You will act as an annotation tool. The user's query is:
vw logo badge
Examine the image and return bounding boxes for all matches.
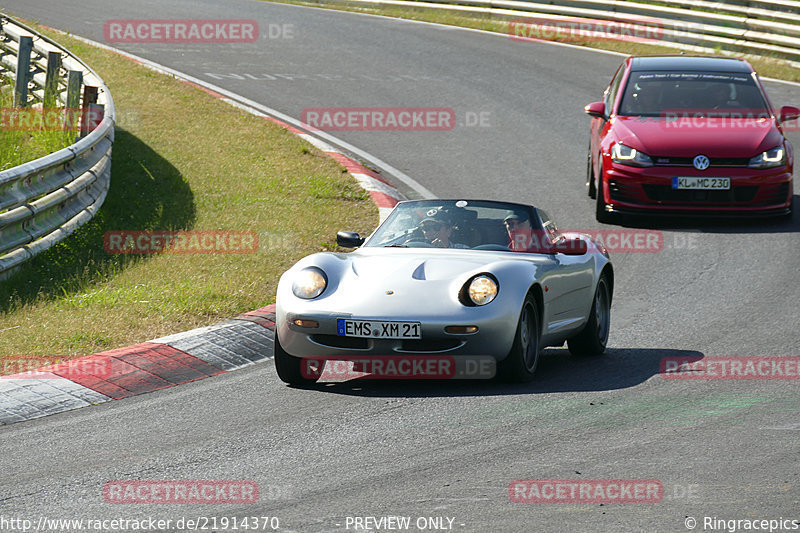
[693,155,710,170]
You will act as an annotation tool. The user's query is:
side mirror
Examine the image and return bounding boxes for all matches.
[584,101,606,119]
[553,237,588,255]
[780,105,800,122]
[336,231,364,248]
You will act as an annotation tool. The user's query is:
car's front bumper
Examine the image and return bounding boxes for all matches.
[602,163,793,216]
[277,306,518,361]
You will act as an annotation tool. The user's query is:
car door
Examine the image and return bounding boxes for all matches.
[535,210,595,337]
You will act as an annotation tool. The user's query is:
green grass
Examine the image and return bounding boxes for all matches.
[262,0,800,83]
[0,81,78,171]
[0,22,376,361]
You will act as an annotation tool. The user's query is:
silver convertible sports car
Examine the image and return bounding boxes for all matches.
[274,199,613,385]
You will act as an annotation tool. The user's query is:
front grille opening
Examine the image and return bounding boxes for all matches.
[652,157,750,167]
[642,185,758,204]
[310,334,369,349]
[398,339,463,352]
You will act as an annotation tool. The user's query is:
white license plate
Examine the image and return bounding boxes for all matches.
[672,177,730,190]
[337,319,421,339]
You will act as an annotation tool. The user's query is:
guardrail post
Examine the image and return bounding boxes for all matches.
[65,70,82,130]
[80,86,100,137]
[44,51,62,108]
[13,36,33,107]
[81,103,104,137]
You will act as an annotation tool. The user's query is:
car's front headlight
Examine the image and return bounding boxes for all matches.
[465,275,498,306]
[748,146,785,169]
[291,267,327,299]
[611,143,654,167]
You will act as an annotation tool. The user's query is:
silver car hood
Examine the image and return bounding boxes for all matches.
[281,247,553,318]
[350,251,494,282]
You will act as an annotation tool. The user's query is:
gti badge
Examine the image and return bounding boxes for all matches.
[693,155,710,170]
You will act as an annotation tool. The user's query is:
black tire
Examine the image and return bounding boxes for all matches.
[567,274,611,356]
[586,144,596,199]
[274,333,318,386]
[498,293,541,382]
[595,162,613,224]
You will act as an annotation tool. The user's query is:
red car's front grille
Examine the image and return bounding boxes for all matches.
[641,185,758,204]
[652,157,750,167]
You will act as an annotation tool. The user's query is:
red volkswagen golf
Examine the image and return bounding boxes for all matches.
[585,55,798,222]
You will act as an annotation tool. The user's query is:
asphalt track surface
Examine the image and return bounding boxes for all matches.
[1,1,799,532]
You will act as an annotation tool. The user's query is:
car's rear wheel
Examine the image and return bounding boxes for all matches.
[595,162,613,224]
[274,333,318,386]
[498,293,541,382]
[567,274,611,356]
[586,144,596,199]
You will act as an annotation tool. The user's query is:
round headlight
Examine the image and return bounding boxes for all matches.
[292,268,327,299]
[468,275,498,306]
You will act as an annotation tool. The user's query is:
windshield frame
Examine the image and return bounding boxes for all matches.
[361,199,560,253]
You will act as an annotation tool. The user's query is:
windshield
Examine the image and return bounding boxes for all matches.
[364,200,551,252]
[617,71,769,118]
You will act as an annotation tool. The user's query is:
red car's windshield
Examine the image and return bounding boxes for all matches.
[617,71,770,118]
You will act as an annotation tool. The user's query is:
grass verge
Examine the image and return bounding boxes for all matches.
[0,21,376,362]
[0,83,78,171]
[262,0,800,83]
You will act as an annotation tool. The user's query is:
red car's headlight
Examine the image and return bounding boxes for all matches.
[611,143,654,168]
[748,146,785,169]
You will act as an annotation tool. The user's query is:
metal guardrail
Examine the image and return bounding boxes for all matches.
[0,15,114,277]
[328,0,800,63]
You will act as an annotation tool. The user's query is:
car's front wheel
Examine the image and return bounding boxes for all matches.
[586,144,596,199]
[498,293,541,382]
[567,274,611,356]
[274,333,319,386]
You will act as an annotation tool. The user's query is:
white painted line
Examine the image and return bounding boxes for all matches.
[379,206,394,222]
[351,173,405,199]
[297,134,342,154]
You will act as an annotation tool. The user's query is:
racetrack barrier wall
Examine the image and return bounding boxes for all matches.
[317,0,800,63]
[0,15,114,278]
